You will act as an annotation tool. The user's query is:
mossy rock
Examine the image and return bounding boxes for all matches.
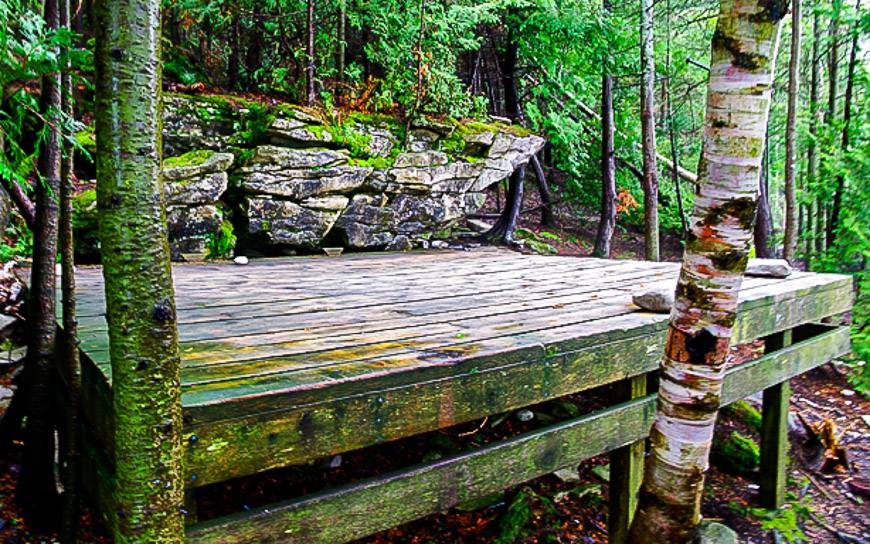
[711,431,760,475]
[721,400,762,433]
[73,188,100,261]
[163,149,216,169]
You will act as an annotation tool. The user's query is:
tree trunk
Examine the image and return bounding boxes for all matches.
[664,0,689,239]
[593,0,617,258]
[754,133,774,258]
[228,8,241,90]
[530,155,556,227]
[827,2,858,247]
[17,0,62,527]
[483,167,525,243]
[94,0,184,540]
[485,13,525,244]
[807,6,821,260]
[59,0,81,541]
[640,0,659,261]
[826,0,841,126]
[629,1,786,541]
[306,0,316,106]
[783,0,800,262]
[338,0,346,90]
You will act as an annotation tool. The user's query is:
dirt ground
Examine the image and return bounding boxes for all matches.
[1,182,867,543]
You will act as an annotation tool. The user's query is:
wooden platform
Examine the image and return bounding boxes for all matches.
[69,248,853,543]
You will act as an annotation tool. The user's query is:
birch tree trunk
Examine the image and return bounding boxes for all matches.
[629,1,787,541]
[18,0,62,525]
[94,0,184,540]
[640,0,660,261]
[783,0,800,262]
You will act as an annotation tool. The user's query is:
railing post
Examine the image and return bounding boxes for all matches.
[608,374,647,544]
[184,489,198,525]
[759,329,792,509]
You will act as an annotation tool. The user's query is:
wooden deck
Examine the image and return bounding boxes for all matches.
[70,248,853,543]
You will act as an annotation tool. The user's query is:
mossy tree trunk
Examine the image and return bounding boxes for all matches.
[640,0,659,261]
[629,1,788,542]
[94,0,184,540]
[18,0,62,527]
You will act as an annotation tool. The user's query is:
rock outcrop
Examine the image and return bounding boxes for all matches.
[162,150,233,259]
[75,93,545,259]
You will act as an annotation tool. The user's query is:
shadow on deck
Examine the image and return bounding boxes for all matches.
[69,248,853,543]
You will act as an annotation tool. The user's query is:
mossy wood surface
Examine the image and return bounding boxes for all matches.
[79,322,850,541]
[65,250,852,489]
[182,324,847,544]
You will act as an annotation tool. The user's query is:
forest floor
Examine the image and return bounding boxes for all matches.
[0,181,867,543]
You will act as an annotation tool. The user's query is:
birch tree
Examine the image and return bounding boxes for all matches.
[94,0,184,540]
[629,0,788,541]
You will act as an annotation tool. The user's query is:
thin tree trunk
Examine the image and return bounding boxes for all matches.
[594,0,617,258]
[807,6,821,260]
[783,0,800,262]
[94,0,184,539]
[640,0,659,261]
[664,0,688,239]
[629,1,786,541]
[227,8,240,89]
[338,0,346,90]
[17,0,62,527]
[0,177,36,229]
[827,2,858,247]
[485,13,526,244]
[59,0,81,540]
[306,0,316,106]
[755,131,774,258]
[530,155,556,227]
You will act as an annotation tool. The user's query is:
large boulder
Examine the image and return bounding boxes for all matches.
[245,198,345,249]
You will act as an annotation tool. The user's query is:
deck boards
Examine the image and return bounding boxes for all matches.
[73,249,849,392]
[70,248,853,486]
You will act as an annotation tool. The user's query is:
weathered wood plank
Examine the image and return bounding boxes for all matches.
[174,275,850,412]
[759,330,792,509]
[185,397,657,544]
[181,325,850,543]
[608,375,647,544]
[174,323,849,488]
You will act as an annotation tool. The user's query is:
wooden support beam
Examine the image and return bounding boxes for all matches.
[759,329,793,509]
[184,489,198,525]
[608,375,647,544]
